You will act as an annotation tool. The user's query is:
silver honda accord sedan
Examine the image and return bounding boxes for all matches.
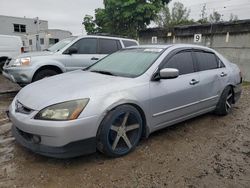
[8,44,242,158]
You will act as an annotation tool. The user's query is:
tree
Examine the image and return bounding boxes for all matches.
[155,2,194,28]
[83,0,171,38]
[198,4,208,23]
[229,13,238,22]
[82,15,97,34]
[209,11,222,23]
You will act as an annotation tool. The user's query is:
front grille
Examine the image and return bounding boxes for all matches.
[15,101,33,114]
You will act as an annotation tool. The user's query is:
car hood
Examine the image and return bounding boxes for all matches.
[16,70,141,110]
[17,51,53,58]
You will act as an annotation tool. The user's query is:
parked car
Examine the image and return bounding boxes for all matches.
[0,35,23,72]
[8,44,242,158]
[2,35,138,86]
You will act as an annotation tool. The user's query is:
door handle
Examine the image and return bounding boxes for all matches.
[91,57,99,61]
[220,72,227,77]
[190,79,199,85]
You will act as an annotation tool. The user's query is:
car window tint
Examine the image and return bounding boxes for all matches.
[164,51,195,75]
[122,40,138,47]
[71,38,97,54]
[195,52,218,71]
[99,39,119,54]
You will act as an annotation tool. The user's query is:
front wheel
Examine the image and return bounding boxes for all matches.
[214,86,234,116]
[32,69,58,82]
[97,105,143,157]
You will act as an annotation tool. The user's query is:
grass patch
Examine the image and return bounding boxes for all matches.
[242,81,250,86]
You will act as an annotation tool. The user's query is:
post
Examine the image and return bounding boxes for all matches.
[35,17,41,51]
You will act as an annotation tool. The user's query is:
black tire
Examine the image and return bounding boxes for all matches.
[33,69,58,82]
[0,59,6,73]
[214,86,234,116]
[97,105,143,157]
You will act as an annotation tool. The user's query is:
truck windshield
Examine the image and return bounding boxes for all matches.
[47,37,77,52]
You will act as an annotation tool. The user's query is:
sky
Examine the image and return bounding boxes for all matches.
[0,0,249,35]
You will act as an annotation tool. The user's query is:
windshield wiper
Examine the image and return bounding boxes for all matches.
[90,70,116,76]
[43,49,50,51]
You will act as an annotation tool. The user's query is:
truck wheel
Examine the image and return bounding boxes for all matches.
[33,69,58,82]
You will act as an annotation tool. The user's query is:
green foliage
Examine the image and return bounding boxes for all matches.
[82,15,96,34]
[83,0,171,38]
[155,2,195,28]
[209,11,222,23]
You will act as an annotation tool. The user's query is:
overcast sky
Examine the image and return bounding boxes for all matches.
[0,0,249,35]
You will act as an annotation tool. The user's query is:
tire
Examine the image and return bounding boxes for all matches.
[214,86,234,116]
[97,105,143,157]
[33,69,58,82]
[0,59,6,73]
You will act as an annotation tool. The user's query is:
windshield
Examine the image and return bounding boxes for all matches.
[89,48,163,78]
[47,37,77,52]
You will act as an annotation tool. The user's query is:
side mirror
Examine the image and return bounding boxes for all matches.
[67,47,78,55]
[159,68,179,79]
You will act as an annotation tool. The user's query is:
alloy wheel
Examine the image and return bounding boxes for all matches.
[108,111,141,154]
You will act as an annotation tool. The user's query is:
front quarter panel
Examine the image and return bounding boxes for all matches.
[77,80,151,135]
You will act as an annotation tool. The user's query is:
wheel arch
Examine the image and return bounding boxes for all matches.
[32,65,64,82]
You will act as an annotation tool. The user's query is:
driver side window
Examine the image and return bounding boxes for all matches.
[70,38,97,54]
[163,51,195,75]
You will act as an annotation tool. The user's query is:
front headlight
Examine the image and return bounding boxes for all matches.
[34,99,89,121]
[13,57,31,67]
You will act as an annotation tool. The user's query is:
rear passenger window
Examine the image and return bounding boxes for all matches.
[122,40,138,47]
[194,52,218,71]
[164,51,195,75]
[99,39,120,54]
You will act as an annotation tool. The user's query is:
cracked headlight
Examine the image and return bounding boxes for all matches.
[34,99,89,121]
[13,57,31,67]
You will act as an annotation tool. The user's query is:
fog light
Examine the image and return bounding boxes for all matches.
[32,135,41,144]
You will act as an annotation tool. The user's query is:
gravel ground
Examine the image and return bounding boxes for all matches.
[0,86,249,188]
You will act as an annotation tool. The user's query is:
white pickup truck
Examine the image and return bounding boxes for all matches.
[0,35,23,72]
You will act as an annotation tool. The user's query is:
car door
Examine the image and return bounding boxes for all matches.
[98,38,122,55]
[62,38,105,71]
[150,50,202,129]
[193,50,225,109]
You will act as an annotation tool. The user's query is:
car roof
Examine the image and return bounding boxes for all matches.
[127,44,214,51]
[75,35,138,42]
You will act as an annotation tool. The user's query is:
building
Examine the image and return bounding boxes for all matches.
[0,15,72,52]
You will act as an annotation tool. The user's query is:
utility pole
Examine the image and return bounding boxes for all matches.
[34,17,41,51]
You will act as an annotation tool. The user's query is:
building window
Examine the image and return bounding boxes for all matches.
[49,38,59,45]
[29,39,32,46]
[13,24,26,33]
[40,38,44,45]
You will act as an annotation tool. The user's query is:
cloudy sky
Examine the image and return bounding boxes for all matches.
[0,0,249,35]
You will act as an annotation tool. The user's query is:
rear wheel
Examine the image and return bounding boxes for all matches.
[214,86,234,116]
[33,69,58,82]
[97,105,143,157]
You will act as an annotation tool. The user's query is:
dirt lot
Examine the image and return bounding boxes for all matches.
[0,86,249,188]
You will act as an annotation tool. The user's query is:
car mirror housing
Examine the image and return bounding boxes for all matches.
[66,47,78,55]
[159,68,179,79]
